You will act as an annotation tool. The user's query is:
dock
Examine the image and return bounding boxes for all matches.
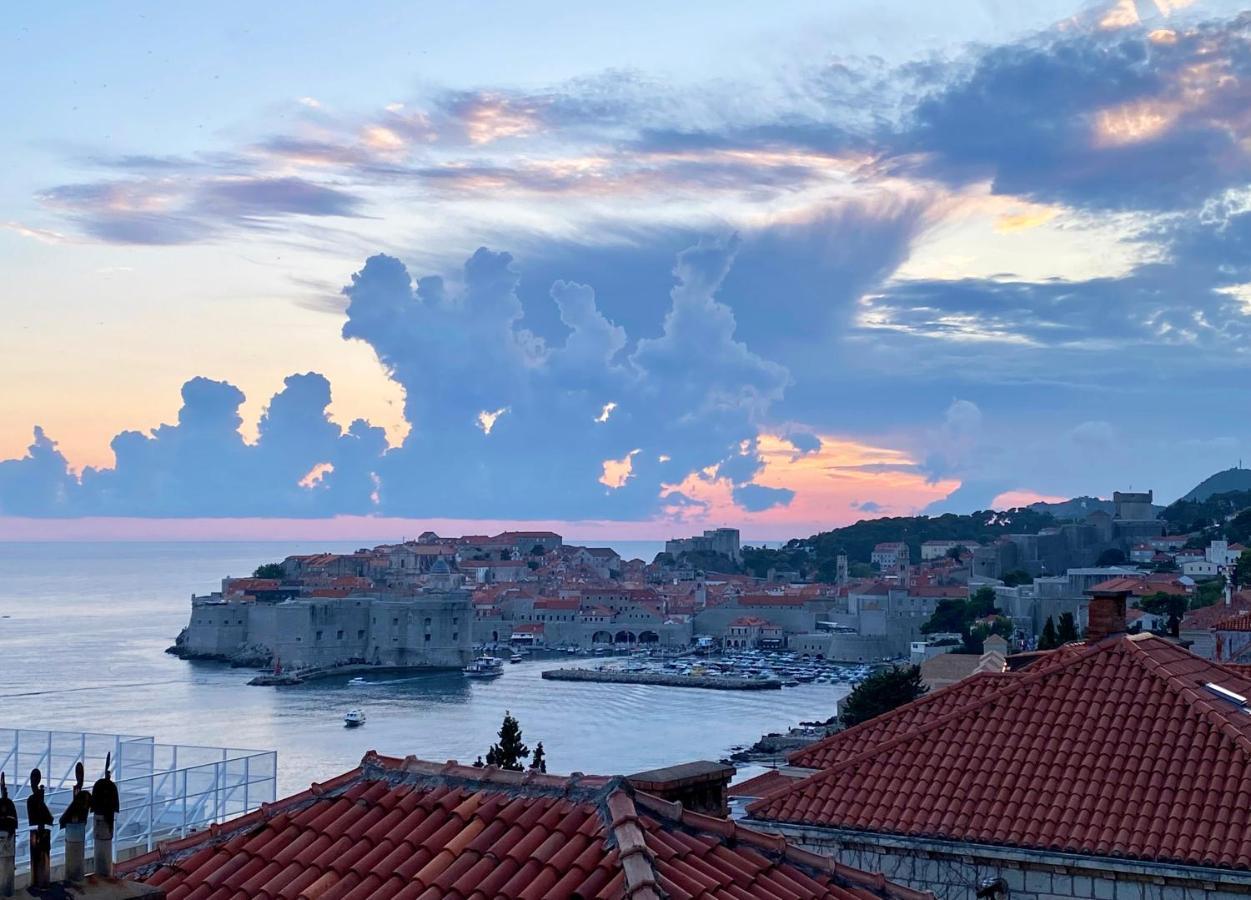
[541,667,782,690]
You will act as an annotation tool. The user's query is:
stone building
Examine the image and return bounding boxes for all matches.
[177,587,474,671]
[745,590,1251,898]
[665,527,742,563]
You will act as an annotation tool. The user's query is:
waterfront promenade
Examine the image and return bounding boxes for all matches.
[542,667,783,690]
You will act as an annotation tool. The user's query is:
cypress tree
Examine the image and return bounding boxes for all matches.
[530,742,547,773]
[487,711,530,771]
[1038,617,1059,650]
[1057,611,1079,643]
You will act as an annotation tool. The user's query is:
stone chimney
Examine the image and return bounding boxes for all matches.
[626,761,736,817]
[1086,588,1130,643]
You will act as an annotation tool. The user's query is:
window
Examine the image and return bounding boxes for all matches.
[315,630,323,641]
[424,633,431,642]
[452,617,459,624]
[424,617,432,626]
[452,632,458,641]
[357,629,365,639]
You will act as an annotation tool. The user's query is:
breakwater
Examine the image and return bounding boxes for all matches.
[542,667,782,690]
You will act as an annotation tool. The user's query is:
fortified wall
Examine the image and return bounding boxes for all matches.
[176,589,474,671]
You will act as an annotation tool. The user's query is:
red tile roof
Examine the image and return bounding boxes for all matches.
[1181,595,1251,632]
[120,753,930,900]
[738,594,808,607]
[728,769,802,800]
[1214,611,1251,632]
[787,672,1020,770]
[750,634,1251,871]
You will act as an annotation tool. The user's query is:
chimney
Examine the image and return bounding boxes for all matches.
[626,761,736,817]
[1086,588,1130,643]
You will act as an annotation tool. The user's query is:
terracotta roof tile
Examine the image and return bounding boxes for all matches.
[751,634,1251,871]
[122,753,928,900]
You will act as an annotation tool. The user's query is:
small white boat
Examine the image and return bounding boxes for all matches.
[463,656,504,679]
[509,653,523,664]
[343,709,366,727]
[348,676,366,686]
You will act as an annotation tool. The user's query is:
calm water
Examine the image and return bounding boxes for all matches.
[0,542,842,795]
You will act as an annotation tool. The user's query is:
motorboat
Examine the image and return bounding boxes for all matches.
[347,676,367,686]
[343,709,366,727]
[509,652,523,664]
[463,656,504,679]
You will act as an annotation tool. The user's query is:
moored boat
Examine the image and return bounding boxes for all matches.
[343,709,366,727]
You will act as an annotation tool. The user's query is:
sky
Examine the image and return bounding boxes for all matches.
[2,0,1250,541]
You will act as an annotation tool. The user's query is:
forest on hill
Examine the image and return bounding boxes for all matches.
[740,507,1057,581]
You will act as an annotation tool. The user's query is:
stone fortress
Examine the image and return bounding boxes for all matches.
[173,560,474,673]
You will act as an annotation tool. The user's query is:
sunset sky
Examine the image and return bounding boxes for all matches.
[3,0,1250,540]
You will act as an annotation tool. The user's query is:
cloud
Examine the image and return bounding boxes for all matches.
[0,237,809,520]
[732,483,796,512]
[851,499,883,513]
[37,175,364,245]
[896,14,1251,211]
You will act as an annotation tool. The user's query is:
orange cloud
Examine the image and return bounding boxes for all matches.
[990,489,1068,508]
[660,433,959,539]
[599,448,640,489]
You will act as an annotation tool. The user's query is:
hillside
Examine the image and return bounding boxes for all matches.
[1027,496,1115,519]
[741,507,1057,581]
[1181,467,1251,502]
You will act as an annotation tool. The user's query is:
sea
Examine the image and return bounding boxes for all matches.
[0,541,836,795]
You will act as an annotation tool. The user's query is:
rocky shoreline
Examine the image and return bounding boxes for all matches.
[726,716,839,764]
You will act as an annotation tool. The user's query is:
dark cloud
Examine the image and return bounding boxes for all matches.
[37,175,364,245]
[197,177,362,218]
[786,432,822,454]
[851,499,883,513]
[896,14,1251,211]
[0,428,79,516]
[865,209,1251,356]
[733,483,796,512]
[0,239,797,519]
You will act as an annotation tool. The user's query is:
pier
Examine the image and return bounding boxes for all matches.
[541,667,782,690]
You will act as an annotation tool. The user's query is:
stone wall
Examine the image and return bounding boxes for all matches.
[179,590,474,671]
[754,824,1251,900]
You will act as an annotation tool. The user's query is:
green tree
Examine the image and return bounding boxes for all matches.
[946,545,967,561]
[530,742,547,773]
[485,711,530,771]
[1057,612,1079,643]
[849,562,874,579]
[964,616,1014,654]
[921,599,969,634]
[253,562,285,579]
[1139,592,1187,636]
[1001,570,1033,587]
[530,544,546,556]
[1096,548,1127,566]
[1193,576,1226,609]
[1038,617,1059,650]
[840,665,927,728]
[969,586,998,619]
[1234,551,1251,591]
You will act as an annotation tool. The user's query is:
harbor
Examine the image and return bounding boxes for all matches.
[542,668,782,690]
[0,540,854,795]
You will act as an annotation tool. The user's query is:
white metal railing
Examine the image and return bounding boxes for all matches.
[0,728,276,866]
